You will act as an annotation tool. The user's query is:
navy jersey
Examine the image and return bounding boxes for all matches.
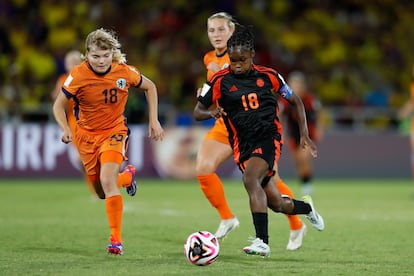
[198,64,293,164]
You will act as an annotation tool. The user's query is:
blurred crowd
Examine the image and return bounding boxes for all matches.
[1,0,413,125]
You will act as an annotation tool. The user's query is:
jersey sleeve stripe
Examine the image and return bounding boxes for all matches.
[253,64,282,91]
[135,75,143,88]
[212,76,224,104]
[208,68,229,83]
[62,87,74,98]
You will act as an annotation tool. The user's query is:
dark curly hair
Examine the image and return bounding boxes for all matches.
[227,24,255,52]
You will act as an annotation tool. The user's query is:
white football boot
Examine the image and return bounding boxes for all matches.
[214,217,240,240]
[286,223,307,250]
[303,195,325,231]
[242,237,270,257]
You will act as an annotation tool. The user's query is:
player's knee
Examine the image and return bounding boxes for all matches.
[280,196,294,213]
[242,172,260,191]
[195,159,217,175]
[268,197,285,212]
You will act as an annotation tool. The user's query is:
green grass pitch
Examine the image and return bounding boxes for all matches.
[0,178,413,275]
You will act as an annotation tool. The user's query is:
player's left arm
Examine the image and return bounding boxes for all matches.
[286,93,317,158]
[139,75,164,141]
[314,97,325,142]
[272,71,317,157]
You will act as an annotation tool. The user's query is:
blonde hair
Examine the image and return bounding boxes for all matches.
[64,50,82,72]
[207,12,235,31]
[84,28,126,63]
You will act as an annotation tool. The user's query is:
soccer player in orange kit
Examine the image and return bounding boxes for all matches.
[50,50,98,192]
[53,28,164,255]
[51,50,82,135]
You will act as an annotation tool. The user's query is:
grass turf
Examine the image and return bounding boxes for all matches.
[0,178,413,275]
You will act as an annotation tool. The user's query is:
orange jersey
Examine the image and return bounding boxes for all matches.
[204,117,229,144]
[55,74,69,98]
[55,73,77,135]
[62,61,142,131]
[203,50,230,80]
[56,74,76,114]
[203,50,231,144]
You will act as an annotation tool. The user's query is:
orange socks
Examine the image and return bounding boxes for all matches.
[276,180,303,231]
[198,173,234,220]
[106,195,123,243]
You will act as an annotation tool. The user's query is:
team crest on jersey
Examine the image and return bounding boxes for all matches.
[116,78,126,89]
[222,63,229,69]
[256,78,265,87]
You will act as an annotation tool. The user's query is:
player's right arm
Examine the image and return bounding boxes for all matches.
[53,90,72,144]
[194,82,226,121]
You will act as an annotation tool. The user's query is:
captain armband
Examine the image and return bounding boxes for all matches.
[200,83,211,97]
[279,84,293,99]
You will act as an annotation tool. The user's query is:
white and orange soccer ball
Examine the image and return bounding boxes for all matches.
[183,231,220,266]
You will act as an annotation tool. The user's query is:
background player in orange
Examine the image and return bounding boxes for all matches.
[197,12,307,251]
[50,50,97,192]
[281,71,323,196]
[196,12,239,240]
[53,28,164,255]
[194,24,324,257]
[398,64,414,181]
[51,50,82,132]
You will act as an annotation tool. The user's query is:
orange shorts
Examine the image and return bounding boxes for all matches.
[74,123,129,176]
[204,118,229,145]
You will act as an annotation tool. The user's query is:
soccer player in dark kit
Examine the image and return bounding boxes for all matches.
[194,24,324,257]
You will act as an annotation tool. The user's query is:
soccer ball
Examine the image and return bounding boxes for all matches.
[184,231,220,266]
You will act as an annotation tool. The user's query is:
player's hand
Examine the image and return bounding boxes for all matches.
[148,121,165,141]
[300,136,317,158]
[61,130,72,144]
[210,106,227,119]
